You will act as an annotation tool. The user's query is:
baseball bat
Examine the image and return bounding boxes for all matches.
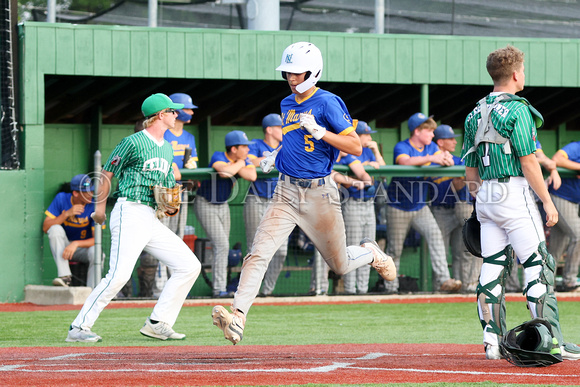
[184,147,192,165]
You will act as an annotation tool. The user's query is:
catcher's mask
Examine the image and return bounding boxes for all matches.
[499,318,563,367]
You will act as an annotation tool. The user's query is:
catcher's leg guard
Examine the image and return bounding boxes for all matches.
[522,241,564,346]
[477,245,515,345]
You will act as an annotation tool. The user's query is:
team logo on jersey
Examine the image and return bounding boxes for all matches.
[285,54,293,64]
[343,113,352,125]
[110,155,121,166]
[143,157,170,175]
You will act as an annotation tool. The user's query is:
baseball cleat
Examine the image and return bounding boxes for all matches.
[485,344,502,360]
[65,325,102,343]
[361,238,396,281]
[440,278,462,293]
[140,317,185,340]
[212,305,244,345]
[53,275,72,287]
[561,343,580,360]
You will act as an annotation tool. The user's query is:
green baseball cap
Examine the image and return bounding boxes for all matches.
[141,93,184,117]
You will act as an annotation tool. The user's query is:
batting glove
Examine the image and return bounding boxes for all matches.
[300,113,326,140]
[260,149,278,173]
[184,158,197,169]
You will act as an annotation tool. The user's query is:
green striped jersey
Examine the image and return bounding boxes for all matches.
[461,93,537,180]
[104,130,176,204]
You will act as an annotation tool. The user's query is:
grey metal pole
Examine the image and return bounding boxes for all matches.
[247,0,279,31]
[93,151,103,287]
[148,0,158,28]
[47,0,56,23]
[375,0,384,34]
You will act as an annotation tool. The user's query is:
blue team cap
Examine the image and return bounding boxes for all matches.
[433,125,461,142]
[355,121,377,134]
[70,174,93,192]
[408,112,433,131]
[262,113,283,129]
[225,130,253,147]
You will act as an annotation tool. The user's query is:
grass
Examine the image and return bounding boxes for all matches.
[2,300,580,348]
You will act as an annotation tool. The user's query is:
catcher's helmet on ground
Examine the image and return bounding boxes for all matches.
[499,318,563,367]
[169,93,198,122]
[276,42,323,94]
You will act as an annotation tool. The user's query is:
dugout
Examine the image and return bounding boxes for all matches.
[2,22,580,301]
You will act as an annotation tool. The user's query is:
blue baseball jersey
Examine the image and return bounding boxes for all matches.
[247,139,279,199]
[163,129,198,169]
[387,139,441,211]
[45,192,97,241]
[550,141,580,204]
[430,155,471,207]
[276,88,355,179]
[340,148,376,200]
[197,151,254,204]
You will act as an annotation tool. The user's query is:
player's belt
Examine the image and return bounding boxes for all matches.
[279,173,326,188]
[120,197,156,208]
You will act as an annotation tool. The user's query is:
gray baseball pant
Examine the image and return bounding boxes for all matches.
[342,198,375,294]
[47,224,98,288]
[233,174,374,315]
[194,196,230,295]
[385,205,450,292]
[549,194,580,288]
[431,203,482,292]
[243,194,289,295]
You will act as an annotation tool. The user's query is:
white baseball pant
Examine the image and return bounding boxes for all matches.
[71,199,200,330]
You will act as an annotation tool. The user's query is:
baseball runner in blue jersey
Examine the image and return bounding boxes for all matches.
[66,93,201,343]
[211,42,396,344]
[245,113,289,296]
[462,46,580,360]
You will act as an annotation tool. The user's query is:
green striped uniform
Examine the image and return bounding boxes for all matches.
[461,93,537,180]
[104,130,176,205]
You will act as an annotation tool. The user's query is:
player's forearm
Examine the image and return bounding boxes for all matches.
[397,155,432,166]
[465,167,481,198]
[521,154,552,204]
[42,214,65,233]
[74,238,95,248]
[95,171,112,215]
[216,161,245,178]
[237,167,257,182]
[553,152,580,171]
[323,131,362,156]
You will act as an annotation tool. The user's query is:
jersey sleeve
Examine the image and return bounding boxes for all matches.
[323,96,355,136]
[460,118,478,168]
[510,105,537,157]
[104,137,137,176]
[393,141,410,164]
[45,193,66,218]
[560,141,580,162]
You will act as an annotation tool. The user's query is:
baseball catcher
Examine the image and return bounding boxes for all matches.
[153,184,182,218]
[499,318,563,367]
[462,204,482,258]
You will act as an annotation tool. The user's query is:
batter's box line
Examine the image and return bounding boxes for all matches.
[350,366,580,378]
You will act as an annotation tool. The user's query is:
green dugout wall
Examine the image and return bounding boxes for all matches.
[1,22,580,301]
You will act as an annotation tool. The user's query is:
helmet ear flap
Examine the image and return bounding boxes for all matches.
[281,71,287,80]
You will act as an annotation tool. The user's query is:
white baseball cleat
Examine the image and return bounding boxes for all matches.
[65,326,102,343]
[485,344,502,360]
[361,238,396,281]
[140,317,185,340]
[561,343,580,360]
[212,305,245,345]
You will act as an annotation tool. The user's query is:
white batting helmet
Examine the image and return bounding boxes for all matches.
[276,42,323,94]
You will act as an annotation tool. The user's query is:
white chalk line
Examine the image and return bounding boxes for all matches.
[1,351,577,379]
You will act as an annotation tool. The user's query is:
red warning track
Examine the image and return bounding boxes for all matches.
[1,343,579,386]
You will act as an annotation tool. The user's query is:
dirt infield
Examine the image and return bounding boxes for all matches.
[1,343,579,386]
